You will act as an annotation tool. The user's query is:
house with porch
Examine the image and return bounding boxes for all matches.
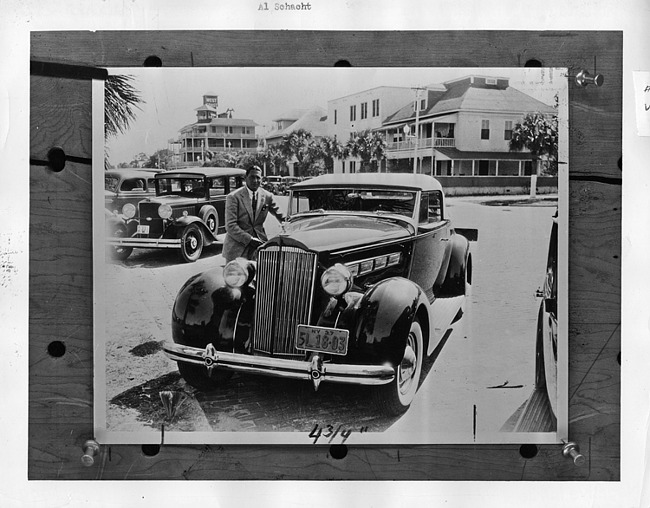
[377,75,556,178]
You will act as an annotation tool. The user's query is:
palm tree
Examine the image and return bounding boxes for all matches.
[509,112,558,175]
[313,135,346,174]
[346,130,387,172]
[279,128,314,177]
[104,75,143,169]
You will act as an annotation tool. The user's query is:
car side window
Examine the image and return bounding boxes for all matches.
[209,177,226,196]
[229,176,243,192]
[429,191,442,221]
[419,191,443,224]
[120,178,145,192]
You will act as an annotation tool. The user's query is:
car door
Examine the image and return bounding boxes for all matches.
[408,191,451,301]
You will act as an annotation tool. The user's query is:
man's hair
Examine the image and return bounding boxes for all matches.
[246,165,263,176]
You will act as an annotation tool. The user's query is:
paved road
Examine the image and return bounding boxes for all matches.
[103,195,557,443]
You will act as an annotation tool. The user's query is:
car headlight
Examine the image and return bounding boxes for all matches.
[223,258,255,288]
[158,204,172,219]
[122,203,136,219]
[321,263,352,296]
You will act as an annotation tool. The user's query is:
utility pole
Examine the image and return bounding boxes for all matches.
[412,87,424,174]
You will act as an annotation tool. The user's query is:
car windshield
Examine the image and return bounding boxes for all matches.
[290,188,417,219]
[157,177,205,198]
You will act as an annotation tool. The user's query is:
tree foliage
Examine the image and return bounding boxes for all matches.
[346,130,387,172]
[104,75,144,169]
[143,149,172,169]
[509,112,558,175]
[105,75,143,140]
[279,128,315,177]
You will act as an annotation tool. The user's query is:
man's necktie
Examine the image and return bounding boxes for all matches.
[252,192,257,218]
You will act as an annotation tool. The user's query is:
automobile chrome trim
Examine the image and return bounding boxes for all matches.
[107,237,181,248]
[163,343,395,385]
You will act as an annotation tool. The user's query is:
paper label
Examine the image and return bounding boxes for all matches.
[633,71,650,136]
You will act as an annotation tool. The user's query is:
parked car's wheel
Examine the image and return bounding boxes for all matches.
[109,224,132,261]
[180,223,204,262]
[177,362,233,390]
[200,205,219,235]
[372,317,424,416]
[535,302,557,416]
[535,304,546,389]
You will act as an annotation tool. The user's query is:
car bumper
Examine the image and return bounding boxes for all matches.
[107,237,181,248]
[163,342,395,386]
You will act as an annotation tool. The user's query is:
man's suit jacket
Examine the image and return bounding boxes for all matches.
[222,186,284,262]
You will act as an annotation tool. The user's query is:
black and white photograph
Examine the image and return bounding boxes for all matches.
[93,67,569,445]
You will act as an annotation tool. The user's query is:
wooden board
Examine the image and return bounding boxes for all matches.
[29,30,621,480]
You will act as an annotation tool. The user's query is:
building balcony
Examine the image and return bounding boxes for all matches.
[182,147,259,155]
[386,137,456,152]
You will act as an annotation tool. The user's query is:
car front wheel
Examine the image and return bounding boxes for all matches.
[180,223,204,262]
[109,224,133,261]
[372,317,424,416]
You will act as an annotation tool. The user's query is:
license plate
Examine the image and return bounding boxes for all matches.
[136,225,149,235]
[296,325,349,355]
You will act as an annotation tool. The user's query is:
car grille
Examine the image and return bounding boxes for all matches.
[253,245,318,358]
[137,203,195,238]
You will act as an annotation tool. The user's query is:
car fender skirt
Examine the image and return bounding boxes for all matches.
[354,277,425,367]
[171,267,247,350]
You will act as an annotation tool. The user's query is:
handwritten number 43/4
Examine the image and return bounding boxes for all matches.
[309,424,368,444]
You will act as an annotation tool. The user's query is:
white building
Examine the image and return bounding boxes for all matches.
[327,86,415,173]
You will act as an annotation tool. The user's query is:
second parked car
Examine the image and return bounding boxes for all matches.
[107,167,245,262]
[104,168,160,213]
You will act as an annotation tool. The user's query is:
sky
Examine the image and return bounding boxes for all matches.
[104,67,567,166]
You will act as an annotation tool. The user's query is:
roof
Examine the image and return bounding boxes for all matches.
[272,108,309,121]
[195,104,217,112]
[291,172,444,192]
[383,79,555,126]
[105,168,160,178]
[155,167,245,179]
[435,148,535,160]
[266,106,328,140]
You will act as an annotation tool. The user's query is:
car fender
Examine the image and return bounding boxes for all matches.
[105,212,125,232]
[167,216,216,241]
[171,267,250,352]
[342,277,430,368]
[199,204,219,233]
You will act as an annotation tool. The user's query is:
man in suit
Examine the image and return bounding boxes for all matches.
[223,165,285,262]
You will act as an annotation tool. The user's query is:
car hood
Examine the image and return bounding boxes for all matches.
[280,214,412,252]
[139,195,200,206]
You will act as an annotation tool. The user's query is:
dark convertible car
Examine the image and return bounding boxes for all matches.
[164,173,477,415]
